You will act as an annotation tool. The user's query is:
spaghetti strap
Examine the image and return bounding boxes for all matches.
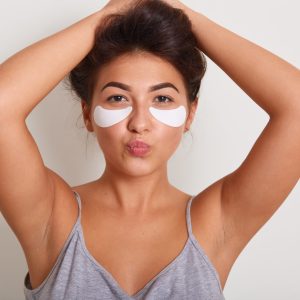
[186,195,196,238]
[72,190,82,221]
[186,196,195,237]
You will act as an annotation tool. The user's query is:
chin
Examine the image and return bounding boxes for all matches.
[118,156,164,177]
[123,163,156,177]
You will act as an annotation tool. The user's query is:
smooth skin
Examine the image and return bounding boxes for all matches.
[0,0,300,296]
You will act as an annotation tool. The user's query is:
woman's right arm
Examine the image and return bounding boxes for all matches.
[0,6,109,264]
[0,9,105,120]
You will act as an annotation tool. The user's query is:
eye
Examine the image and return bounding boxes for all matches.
[155,96,174,104]
[106,95,127,102]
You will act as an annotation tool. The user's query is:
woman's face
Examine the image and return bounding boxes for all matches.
[82,51,197,177]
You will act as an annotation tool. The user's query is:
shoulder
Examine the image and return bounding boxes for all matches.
[190,177,229,289]
[24,175,83,289]
[43,178,96,264]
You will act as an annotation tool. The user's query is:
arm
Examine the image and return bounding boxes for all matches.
[0,0,138,120]
[0,10,104,120]
[166,1,300,262]
[189,12,300,118]
[0,5,110,263]
[164,1,300,118]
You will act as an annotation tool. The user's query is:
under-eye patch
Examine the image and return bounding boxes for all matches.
[93,105,187,128]
[149,106,186,127]
[93,106,133,128]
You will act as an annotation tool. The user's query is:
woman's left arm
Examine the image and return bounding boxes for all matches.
[188,10,300,118]
[166,1,300,255]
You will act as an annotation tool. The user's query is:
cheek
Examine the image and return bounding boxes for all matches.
[92,105,185,159]
[157,126,183,157]
[93,126,123,156]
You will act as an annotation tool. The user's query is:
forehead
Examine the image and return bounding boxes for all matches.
[94,51,186,94]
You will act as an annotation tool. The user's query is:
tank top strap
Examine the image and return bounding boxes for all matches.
[186,195,196,238]
[72,190,82,221]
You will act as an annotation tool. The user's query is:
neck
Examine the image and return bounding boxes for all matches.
[96,165,175,215]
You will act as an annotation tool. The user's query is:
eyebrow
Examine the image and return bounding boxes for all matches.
[100,81,180,94]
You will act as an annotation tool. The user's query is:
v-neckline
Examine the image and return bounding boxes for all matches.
[78,224,192,298]
[75,193,195,298]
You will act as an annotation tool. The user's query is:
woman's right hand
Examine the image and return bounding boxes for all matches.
[101,0,140,15]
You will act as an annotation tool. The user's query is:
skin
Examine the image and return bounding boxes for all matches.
[81,51,198,214]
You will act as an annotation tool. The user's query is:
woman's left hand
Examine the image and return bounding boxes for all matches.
[101,0,139,15]
[160,0,196,15]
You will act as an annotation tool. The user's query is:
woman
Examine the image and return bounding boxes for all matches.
[0,0,299,299]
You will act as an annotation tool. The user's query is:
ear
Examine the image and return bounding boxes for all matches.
[81,100,94,132]
[184,98,198,132]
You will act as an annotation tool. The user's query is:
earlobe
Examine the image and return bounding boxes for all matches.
[81,100,94,132]
[184,99,198,131]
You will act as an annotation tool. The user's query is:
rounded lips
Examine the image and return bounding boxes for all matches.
[127,140,150,149]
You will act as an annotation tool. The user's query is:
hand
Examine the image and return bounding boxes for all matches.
[160,0,196,15]
[101,0,140,15]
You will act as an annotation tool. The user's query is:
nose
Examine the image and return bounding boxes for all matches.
[127,105,151,134]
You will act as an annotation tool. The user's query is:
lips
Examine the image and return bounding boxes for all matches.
[127,140,150,149]
[127,140,150,157]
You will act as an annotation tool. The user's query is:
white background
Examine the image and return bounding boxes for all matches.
[0,0,299,299]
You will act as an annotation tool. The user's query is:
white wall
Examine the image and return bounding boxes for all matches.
[0,0,299,299]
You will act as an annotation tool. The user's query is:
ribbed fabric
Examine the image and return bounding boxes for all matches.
[23,190,225,299]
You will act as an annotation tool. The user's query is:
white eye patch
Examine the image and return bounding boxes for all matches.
[93,105,187,128]
[93,106,133,128]
[149,106,186,127]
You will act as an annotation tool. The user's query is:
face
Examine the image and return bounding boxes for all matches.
[82,51,198,177]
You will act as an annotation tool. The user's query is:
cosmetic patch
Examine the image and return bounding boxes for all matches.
[93,105,133,128]
[149,105,187,127]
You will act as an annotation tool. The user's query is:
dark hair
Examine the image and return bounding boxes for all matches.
[68,0,206,107]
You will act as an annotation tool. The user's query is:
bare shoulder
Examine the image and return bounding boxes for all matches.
[191,178,224,240]
[44,176,100,263]
[45,174,81,256]
[27,171,84,289]
[190,176,231,290]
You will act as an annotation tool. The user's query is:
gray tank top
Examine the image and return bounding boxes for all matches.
[23,191,225,299]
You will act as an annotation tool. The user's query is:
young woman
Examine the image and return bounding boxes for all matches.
[0,0,299,299]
